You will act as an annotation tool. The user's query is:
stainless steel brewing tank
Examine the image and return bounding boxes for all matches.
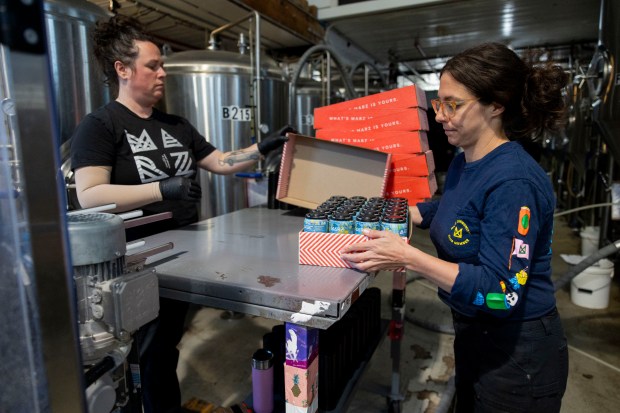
[44,0,111,147]
[163,50,289,219]
[294,78,322,137]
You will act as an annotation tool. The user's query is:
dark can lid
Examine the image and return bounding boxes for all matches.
[382,215,406,223]
[357,214,380,222]
[305,211,327,219]
[251,349,274,370]
[331,211,353,220]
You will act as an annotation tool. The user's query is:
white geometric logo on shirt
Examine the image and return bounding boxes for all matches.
[162,129,182,148]
[170,151,194,176]
[126,129,158,153]
[134,155,169,183]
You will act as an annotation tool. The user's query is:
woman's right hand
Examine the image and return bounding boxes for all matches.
[159,176,201,202]
[340,229,413,272]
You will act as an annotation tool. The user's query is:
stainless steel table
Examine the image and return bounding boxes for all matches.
[140,206,373,329]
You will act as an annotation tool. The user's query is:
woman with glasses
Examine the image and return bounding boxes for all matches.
[341,42,569,412]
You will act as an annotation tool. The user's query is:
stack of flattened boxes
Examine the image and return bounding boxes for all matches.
[313,85,437,205]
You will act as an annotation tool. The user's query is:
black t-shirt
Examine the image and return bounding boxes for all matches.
[71,101,216,238]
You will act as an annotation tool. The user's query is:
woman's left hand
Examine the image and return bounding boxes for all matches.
[340,229,411,272]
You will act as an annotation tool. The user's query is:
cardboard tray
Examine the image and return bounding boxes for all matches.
[276,133,391,210]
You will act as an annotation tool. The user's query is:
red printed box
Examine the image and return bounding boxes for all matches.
[315,130,429,154]
[314,106,427,129]
[299,232,370,268]
[314,108,429,133]
[313,84,427,116]
[285,356,319,409]
[276,133,391,209]
[390,151,435,177]
[299,231,409,269]
[386,174,438,199]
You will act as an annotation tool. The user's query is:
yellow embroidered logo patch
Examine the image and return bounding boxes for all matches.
[448,219,471,246]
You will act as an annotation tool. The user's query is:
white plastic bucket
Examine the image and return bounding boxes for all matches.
[570,259,614,309]
[580,226,600,256]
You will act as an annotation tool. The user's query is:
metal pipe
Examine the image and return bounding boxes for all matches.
[67,204,117,215]
[208,11,262,145]
[349,60,388,93]
[289,44,357,126]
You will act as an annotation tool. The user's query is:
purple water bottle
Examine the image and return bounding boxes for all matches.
[252,349,274,413]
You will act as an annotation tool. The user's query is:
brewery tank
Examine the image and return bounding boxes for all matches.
[44,0,111,147]
[44,0,111,209]
[164,49,289,219]
[295,78,322,136]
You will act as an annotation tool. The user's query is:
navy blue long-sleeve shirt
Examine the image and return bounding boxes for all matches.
[417,141,556,320]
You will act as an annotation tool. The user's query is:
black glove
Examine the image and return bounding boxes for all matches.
[159,176,201,202]
[257,125,298,155]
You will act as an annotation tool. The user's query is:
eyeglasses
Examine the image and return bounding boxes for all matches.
[430,98,478,119]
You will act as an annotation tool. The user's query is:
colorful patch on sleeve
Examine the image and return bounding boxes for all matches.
[500,280,506,293]
[486,293,509,310]
[506,292,519,307]
[512,239,530,259]
[508,276,520,290]
[516,268,528,285]
[518,206,531,236]
[473,291,484,306]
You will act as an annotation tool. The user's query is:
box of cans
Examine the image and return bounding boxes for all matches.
[299,196,410,268]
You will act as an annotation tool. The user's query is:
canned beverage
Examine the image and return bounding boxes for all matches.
[329,212,354,234]
[381,215,408,237]
[383,206,407,218]
[304,211,329,233]
[355,214,381,234]
[359,206,382,217]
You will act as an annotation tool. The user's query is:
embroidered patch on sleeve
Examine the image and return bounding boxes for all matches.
[506,292,519,307]
[473,291,485,306]
[512,238,530,259]
[486,293,509,310]
[516,268,529,285]
[518,206,531,236]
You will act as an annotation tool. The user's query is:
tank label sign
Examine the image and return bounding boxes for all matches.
[222,106,252,121]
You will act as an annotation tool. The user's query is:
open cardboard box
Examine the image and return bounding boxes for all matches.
[276,134,408,268]
[276,133,391,209]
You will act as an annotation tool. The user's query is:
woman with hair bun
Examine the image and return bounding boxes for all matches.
[342,42,569,412]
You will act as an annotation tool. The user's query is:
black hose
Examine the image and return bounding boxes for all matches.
[405,313,455,335]
[84,355,116,387]
[553,240,620,291]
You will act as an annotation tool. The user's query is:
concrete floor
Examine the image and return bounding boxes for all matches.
[175,216,620,412]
